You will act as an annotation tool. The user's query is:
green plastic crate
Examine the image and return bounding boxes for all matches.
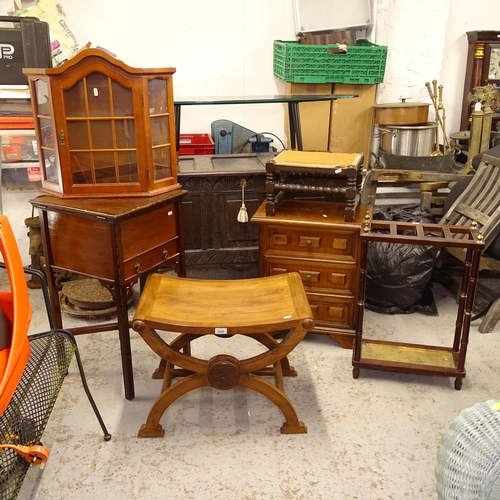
[273,39,388,85]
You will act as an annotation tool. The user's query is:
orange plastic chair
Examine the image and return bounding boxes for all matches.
[0,214,31,415]
[0,214,110,499]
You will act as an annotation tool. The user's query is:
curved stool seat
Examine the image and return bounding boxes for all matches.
[132,272,314,437]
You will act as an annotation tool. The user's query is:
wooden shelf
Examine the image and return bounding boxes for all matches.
[357,339,460,374]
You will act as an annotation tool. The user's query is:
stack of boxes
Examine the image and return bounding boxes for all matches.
[0,91,41,190]
[0,15,51,190]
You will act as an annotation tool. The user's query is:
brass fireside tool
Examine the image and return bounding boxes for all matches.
[425,80,452,154]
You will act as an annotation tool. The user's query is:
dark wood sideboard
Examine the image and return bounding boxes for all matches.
[177,153,271,266]
[177,152,350,267]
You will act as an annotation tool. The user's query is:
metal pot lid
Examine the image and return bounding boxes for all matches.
[374,100,431,109]
[379,122,437,130]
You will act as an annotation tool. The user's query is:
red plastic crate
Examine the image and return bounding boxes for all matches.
[178,134,215,155]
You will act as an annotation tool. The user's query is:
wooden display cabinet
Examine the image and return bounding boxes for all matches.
[23,48,181,198]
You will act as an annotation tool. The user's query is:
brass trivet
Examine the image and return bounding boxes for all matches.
[60,278,134,318]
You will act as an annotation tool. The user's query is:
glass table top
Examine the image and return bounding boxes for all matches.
[174,94,358,105]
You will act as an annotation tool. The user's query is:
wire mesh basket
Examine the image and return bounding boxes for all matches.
[0,332,75,500]
[436,400,500,500]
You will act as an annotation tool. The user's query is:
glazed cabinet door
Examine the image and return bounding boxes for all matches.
[31,77,62,192]
[53,69,147,196]
[147,77,177,188]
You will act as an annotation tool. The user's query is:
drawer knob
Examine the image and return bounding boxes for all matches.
[163,249,169,260]
[305,274,312,281]
[134,262,141,274]
[306,240,312,246]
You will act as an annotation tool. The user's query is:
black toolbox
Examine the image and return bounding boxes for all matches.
[0,16,51,85]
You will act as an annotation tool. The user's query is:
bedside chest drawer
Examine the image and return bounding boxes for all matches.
[265,226,358,261]
[307,293,356,330]
[123,237,180,280]
[263,257,356,294]
[251,200,369,348]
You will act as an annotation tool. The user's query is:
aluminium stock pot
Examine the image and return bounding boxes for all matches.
[298,28,357,46]
[379,122,437,157]
[374,100,430,126]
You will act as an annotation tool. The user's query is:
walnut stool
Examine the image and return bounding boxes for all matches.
[265,150,364,222]
[132,272,315,437]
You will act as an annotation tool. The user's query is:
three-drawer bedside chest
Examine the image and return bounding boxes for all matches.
[251,199,371,348]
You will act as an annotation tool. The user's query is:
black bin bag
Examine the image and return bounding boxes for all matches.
[365,205,440,314]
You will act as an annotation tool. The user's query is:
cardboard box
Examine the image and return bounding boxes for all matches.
[329,83,377,168]
[284,83,377,167]
[284,83,333,151]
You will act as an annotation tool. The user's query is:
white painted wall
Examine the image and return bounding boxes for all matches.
[1,0,499,146]
[375,0,500,139]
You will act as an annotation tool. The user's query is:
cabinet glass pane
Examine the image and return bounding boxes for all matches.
[150,116,170,146]
[117,152,138,183]
[115,119,136,148]
[64,80,86,117]
[148,79,169,114]
[153,146,171,180]
[67,121,89,150]
[71,152,93,184]
[90,121,114,149]
[94,152,117,183]
[42,149,59,183]
[86,73,111,117]
[35,79,51,116]
[39,118,55,149]
[112,81,133,116]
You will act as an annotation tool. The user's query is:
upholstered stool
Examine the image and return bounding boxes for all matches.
[132,272,314,437]
[265,150,364,221]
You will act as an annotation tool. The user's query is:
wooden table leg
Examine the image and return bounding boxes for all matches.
[114,282,135,400]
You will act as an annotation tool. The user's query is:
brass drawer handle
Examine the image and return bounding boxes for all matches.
[305,274,312,281]
[134,262,141,274]
[163,249,169,260]
[306,240,312,246]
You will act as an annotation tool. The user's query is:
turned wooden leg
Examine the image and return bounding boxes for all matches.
[344,173,357,222]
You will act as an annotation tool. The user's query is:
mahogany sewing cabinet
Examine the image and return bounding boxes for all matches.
[30,189,187,400]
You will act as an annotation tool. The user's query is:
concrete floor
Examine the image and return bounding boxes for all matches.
[2,188,500,499]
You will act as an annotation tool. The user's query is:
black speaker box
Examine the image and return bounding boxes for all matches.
[0,16,51,85]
